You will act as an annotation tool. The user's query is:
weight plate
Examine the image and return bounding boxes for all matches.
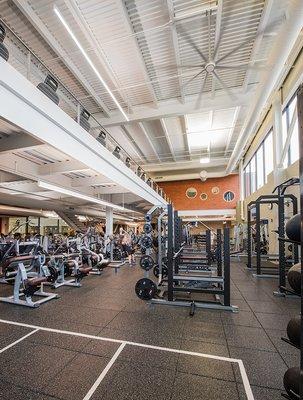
[140,246,146,255]
[141,235,153,249]
[139,255,154,271]
[143,223,152,234]
[145,214,152,222]
[153,264,168,279]
[135,278,157,300]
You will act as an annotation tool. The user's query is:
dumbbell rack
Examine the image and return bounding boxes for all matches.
[280,84,303,400]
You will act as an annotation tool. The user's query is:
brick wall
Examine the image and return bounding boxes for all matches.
[159,175,239,211]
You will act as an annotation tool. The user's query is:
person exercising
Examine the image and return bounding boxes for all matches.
[122,232,135,266]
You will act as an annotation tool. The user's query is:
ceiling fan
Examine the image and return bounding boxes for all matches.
[160,13,283,110]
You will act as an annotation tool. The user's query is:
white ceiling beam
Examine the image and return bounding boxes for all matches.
[99,85,255,126]
[63,0,132,113]
[0,134,43,154]
[138,122,161,162]
[13,0,111,118]
[224,106,240,155]
[166,0,185,104]
[0,153,71,187]
[144,158,228,172]
[160,118,176,161]
[93,186,129,195]
[120,125,147,162]
[38,160,91,176]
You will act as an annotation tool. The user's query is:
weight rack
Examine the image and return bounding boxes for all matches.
[151,204,238,312]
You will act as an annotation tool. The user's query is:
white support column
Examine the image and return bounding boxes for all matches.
[239,159,245,220]
[272,91,285,185]
[105,207,113,236]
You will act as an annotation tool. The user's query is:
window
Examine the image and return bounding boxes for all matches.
[288,96,299,165]
[250,156,256,194]
[256,146,264,189]
[264,131,273,182]
[223,191,235,202]
[282,94,299,167]
[244,164,251,197]
[186,187,197,198]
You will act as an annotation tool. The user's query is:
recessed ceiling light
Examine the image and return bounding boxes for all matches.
[200,157,210,164]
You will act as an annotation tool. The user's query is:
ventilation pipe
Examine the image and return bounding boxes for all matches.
[226,0,303,174]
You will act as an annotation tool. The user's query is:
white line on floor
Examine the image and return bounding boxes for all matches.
[83,342,126,400]
[0,319,254,400]
[0,328,39,354]
[237,360,255,400]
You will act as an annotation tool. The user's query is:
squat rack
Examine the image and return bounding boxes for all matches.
[247,190,298,281]
[151,204,237,312]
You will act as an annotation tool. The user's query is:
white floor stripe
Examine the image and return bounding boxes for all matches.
[0,328,39,353]
[83,342,126,400]
[0,319,254,399]
[237,360,255,400]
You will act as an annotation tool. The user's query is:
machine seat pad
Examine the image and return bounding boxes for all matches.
[27,276,47,286]
[79,266,92,274]
[1,255,37,270]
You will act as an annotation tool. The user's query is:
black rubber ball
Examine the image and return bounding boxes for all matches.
[283,367,300,400]
[287,263,301,295]
[285,213,300,242]
[286,316,300,348]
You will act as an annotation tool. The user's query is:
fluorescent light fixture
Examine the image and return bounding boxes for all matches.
[38,181,124,211]
[54,6,129,122]
[200,157,210,164]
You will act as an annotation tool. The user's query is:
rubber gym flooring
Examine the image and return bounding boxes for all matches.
[0,261,300,400]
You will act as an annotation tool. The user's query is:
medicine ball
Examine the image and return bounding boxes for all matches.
[283,367,300,400]
[287,263,301,295]
[285,214,300,242]
[286,316,300,348]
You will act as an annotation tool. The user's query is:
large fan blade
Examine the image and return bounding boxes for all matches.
[212,0,223,60]
[216,17,284,65]
[180,70,204,91]
[195,72,208,110]
[212,71,237,101]
[154,64,204,70]
[211,74,215,99]
[178,26,208,63]
[216,64,267,71]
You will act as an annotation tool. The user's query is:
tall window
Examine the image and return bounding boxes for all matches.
[263,130,273,182]
[244,164,251,197]
[243,129,273,196]
[250,155,256,194]
[283,94,299,167]
[256,146,264,189]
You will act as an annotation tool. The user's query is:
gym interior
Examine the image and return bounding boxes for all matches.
[0,1,302,399]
